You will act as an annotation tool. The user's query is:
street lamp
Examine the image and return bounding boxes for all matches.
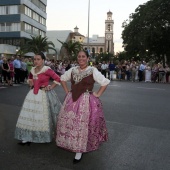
[53,50,58,60]
[16,47,18,53]
[145,49,149,62]
[87,0,90,51]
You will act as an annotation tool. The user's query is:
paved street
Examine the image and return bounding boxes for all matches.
[0,81,170,170]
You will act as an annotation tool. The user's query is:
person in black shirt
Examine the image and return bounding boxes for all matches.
[2,58,12,85]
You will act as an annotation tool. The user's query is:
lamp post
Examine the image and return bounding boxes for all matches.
[136,54,139,61]
[87,0,90,53]
[53,50,58,61]
[52,55,55,62]
[146,49,148,61]
[16,47,18,53]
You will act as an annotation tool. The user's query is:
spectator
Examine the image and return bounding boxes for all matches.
[108,61,115,80]
[2,58,12,86]
[101,61,108,78]
[13,56,21,84]
[145,63,152,82]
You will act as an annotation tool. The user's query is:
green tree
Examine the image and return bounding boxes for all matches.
[58,40,83,60]
[22,35,56,54]
[95,52,114,62]
[122,0,170,63]
[116,51,128,61]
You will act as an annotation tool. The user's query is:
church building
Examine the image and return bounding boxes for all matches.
[83,11,114,55]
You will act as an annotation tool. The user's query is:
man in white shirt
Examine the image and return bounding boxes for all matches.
[13,55,21,84]
[139,61,146,81]
[101,61,108,78]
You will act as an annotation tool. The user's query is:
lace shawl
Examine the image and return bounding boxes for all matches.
[72,67,93,84]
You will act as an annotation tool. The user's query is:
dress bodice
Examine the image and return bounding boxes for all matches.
[29,66,60,94]
[71,67,95,101]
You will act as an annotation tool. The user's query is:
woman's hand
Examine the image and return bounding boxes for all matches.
[66,90,70,95]
[93,92,100,98]
[45,85,52,91]
[28,79,33,87]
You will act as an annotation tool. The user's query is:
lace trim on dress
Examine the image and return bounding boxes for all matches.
[72,67,93,84]
[31,66,51,80]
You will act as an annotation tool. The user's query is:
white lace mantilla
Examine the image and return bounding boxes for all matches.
[72,67,93,84]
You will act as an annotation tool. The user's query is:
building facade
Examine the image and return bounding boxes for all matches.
[0,0,47,57]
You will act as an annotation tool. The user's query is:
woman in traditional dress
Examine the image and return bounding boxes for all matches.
[56,50,110,163]
[15,52,61,145]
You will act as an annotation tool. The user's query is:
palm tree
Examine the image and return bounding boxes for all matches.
[22,35,56,54]
[58,39,83,60]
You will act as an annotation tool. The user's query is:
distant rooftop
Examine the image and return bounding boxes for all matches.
[84,35,105,44]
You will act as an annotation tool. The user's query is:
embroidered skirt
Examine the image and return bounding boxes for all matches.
[15,89,61,143]
[56,92,108,152]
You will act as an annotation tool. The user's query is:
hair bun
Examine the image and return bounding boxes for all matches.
[38,51,46,60]
[83,49,90,58]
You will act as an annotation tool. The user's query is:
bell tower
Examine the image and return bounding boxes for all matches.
[105,11,114,54]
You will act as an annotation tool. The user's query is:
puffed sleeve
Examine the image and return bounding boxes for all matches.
[46,68,61,85]
[93,67,110,86]
[60,67,73,81]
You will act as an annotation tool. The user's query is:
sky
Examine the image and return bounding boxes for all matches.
[46,0,149,53]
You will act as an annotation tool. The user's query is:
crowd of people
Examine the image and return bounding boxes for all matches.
[1,55,170,87]
[97,60,170,83]
[0,55,77,86]
[0,55,33,86]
